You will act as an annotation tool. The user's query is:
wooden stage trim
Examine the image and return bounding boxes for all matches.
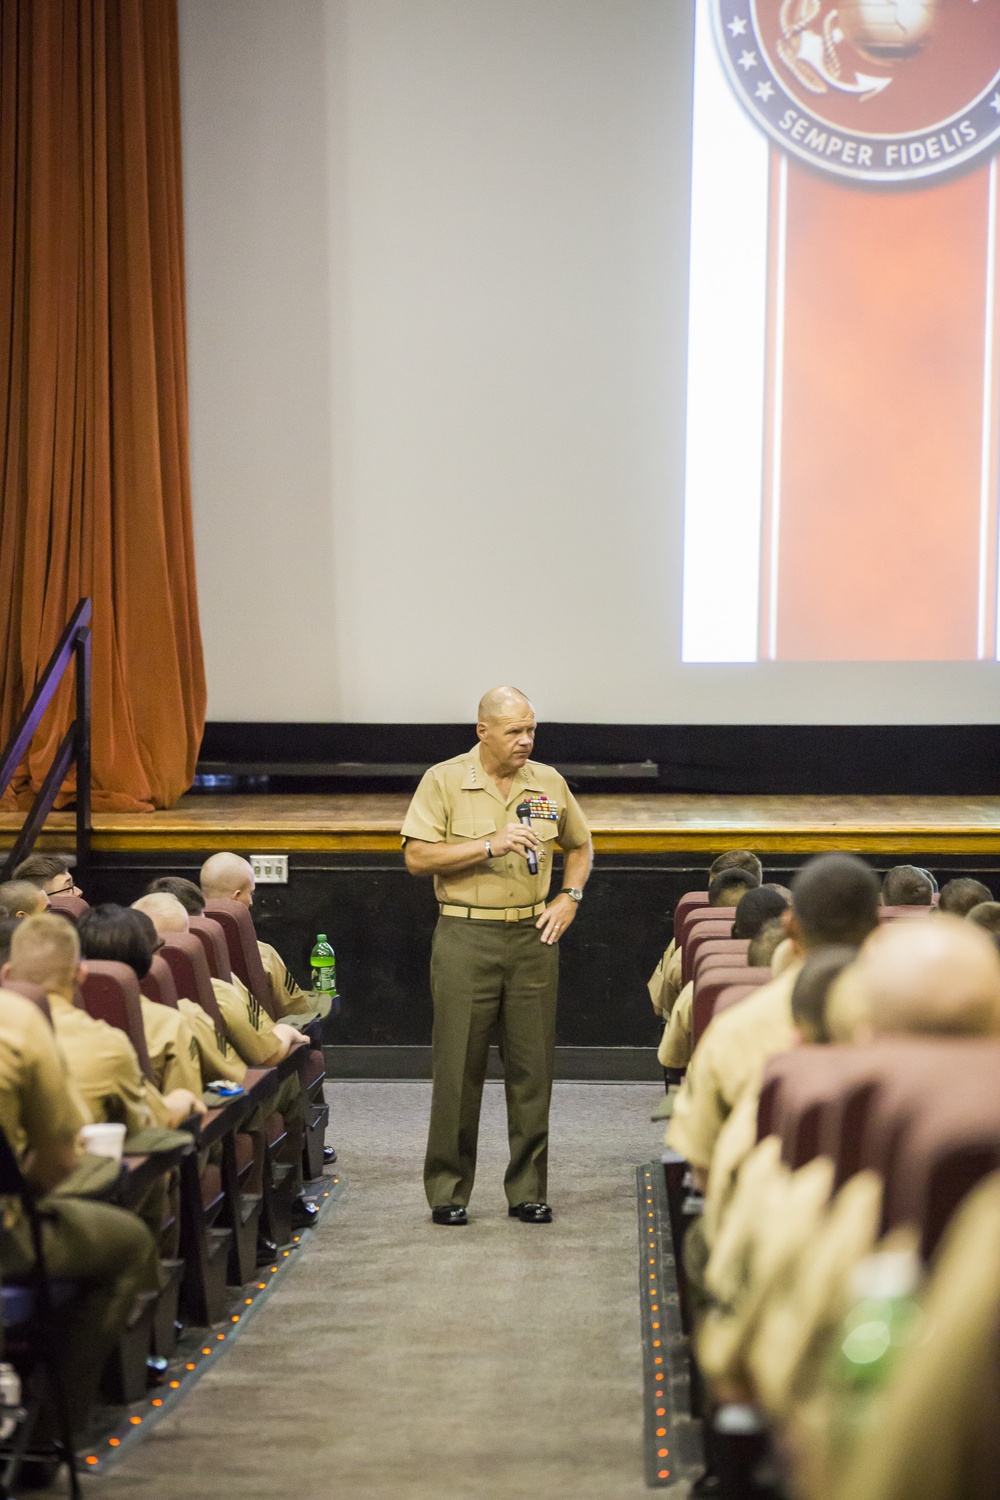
[4,793,1000,855]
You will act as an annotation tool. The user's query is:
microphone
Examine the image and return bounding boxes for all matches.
[516,801,539,875]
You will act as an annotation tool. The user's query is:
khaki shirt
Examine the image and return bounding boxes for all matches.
[400,744,590,908]
[176,998,247,1086]
[0,987,83,1161]
[666,962,800,1171]
[48,990,170,1133]
[649,941,682,1017]
[829,1171,1000,1500]
[258,940,312,1020]
[658,980,694,1069]
[140,996,201,1096]
[211,976,280,1067]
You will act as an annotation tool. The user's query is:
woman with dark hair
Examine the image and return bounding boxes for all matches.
[78,904,202,1096]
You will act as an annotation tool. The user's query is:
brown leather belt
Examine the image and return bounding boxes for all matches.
[439,902,546,923]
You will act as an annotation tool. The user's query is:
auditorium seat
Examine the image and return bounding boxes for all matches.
[188,915,237,988]
[692,940,751,980]
[683,917,739,985]
[159,933,228,1033]
[672,891,710,942]
[80,961,155,1083]
[46,894,89,919]
[203,899,278,1019]
[139,953,181,1009]
[678,906,736,961]
[692,968,772,1046]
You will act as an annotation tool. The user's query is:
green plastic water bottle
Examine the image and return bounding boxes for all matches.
[828,1247,921,1456]
[310,934,338,996]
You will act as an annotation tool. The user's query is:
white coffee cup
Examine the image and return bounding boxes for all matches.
[80,1123,127,1161]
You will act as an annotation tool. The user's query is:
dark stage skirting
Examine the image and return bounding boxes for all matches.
[5,793,1000,1075]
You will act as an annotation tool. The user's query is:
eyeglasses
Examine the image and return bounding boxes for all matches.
[47,878,80,897]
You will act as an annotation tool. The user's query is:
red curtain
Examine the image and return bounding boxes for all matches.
[0,0,205,812]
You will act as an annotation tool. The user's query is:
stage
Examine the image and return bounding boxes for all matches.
[5,791,1000,855]
[5,792,1000,1074]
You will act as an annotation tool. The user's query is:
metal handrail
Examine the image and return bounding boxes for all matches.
[0,598,92,883]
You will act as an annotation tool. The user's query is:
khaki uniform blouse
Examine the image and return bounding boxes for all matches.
[401,745,590,908]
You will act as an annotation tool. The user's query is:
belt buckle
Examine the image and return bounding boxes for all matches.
[504,908,521,923]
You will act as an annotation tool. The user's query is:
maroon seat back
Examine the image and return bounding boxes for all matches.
[47,894,90,920]
[672,891,709,942]
[159,933,226,1032]
[683,915,738,985]
[203,899,277,1019]
[80,960,154,1082]
[140,953,180,1009]
[692,940,751,980]
[888,1054,1000,1258]
[678,906,736,963]
[762,1047,875,1170]
[1,980,53,1026]
[692,967,771,1046]
[188,917,234,984]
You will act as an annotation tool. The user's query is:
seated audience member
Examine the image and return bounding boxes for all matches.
[144,875,205,914]
[707,867,759,909]
[828,1168,1000,1500]
[77,904,202,1097]
[747,919,787,969]
[880,863,934,907]
[0,972,158,1446]
[649,851,765,1018]
[12,851,82,899]
[965,900,1000,937]
[731,886,788,940]
[657,887,790,1073]
[938,875,993,916]
[0,880,48,918]
[4,914,204,1137]
[667,853,881,1188]
[200,852,331,1022]
[829,911,1000,1041]
[134,893,309,1073]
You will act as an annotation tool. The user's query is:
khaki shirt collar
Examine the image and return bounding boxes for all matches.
[459,745,547,809]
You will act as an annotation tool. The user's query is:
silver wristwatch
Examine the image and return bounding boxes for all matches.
[561,887,583,903]
[484,839,494,859]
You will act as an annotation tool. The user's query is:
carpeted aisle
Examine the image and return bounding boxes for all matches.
[90,1081,680,1500]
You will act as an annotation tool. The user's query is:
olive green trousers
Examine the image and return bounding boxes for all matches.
[424,916,558,1210]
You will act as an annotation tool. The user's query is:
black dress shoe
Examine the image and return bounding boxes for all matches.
[431,1206,468,1225]
[290,1194,320,1229]
[255,1234,279,1266]
[508,1202,553,1223]
[323,1146,338,1164]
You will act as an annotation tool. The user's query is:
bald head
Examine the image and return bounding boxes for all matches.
[132,893,189,936]
[833,913,1000,1041]
[200,852,255,905]
[477,686,533,725]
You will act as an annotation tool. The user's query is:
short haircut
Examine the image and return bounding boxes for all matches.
[966,902,1000,937]
[708,850,762,884]
[0,881,45,919]
[0,916,19,967]
[792,853,881,948]
[144,876,206,915]
[939,877,993,917]
[732,886,789,940]
[8,912,80,988]
[791,946,859,1043]
[747,919,786,969]
[708,869,758,907]
[12,852,74,886]
[882,864,934,907]
[78,904,155,980]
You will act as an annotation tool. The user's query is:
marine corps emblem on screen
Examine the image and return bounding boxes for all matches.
[714,0,1000,183]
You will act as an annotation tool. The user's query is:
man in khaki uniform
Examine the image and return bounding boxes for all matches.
[402,688,593,1225]
[199,852,332,1023]
[0,975,159,1442]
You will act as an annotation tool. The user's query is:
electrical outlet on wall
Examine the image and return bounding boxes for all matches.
[250,855,288,884]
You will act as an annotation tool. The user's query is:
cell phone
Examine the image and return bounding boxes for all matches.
[206,1081,244,1097]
